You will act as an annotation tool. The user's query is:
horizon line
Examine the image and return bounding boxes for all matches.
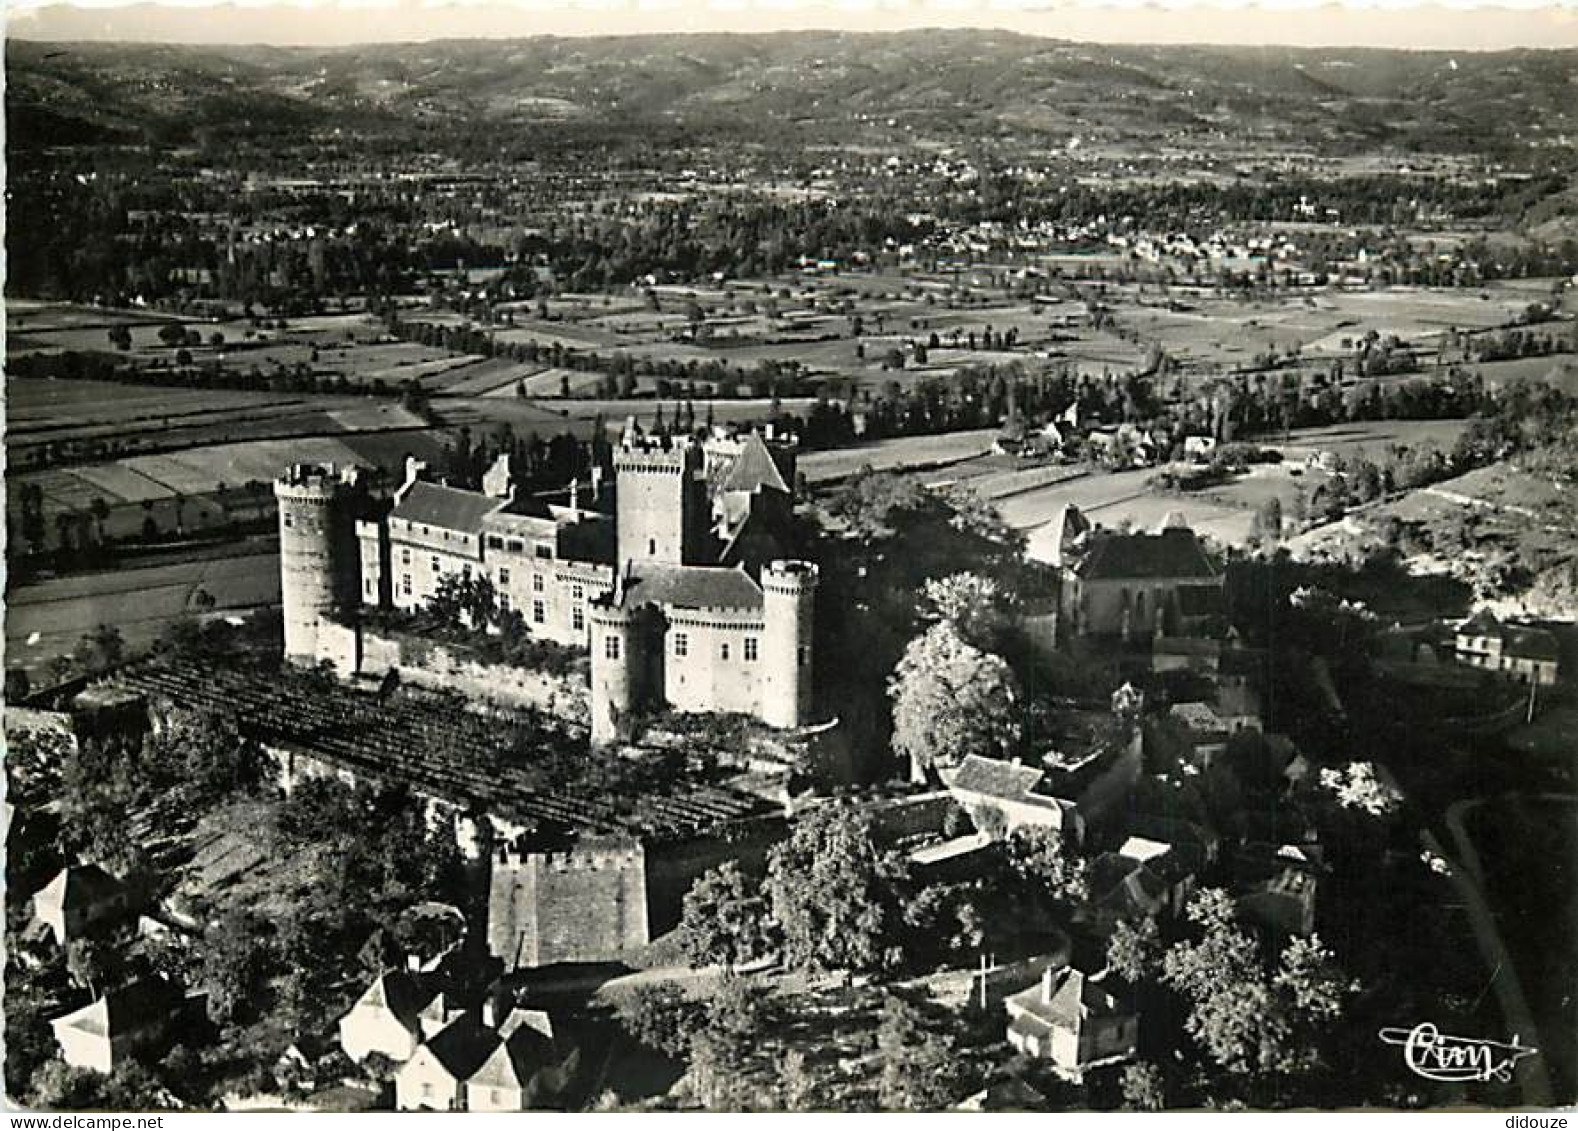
[8,1,1578,51]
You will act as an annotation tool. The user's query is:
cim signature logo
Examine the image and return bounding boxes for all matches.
[1380,1023,1538,1083]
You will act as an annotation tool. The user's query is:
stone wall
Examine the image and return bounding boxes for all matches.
[643,815,789,936]
[316,622,590,722]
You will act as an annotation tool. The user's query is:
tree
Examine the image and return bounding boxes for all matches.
[1317,762,1402,817]
[876,992,960,1111]
[890,622,1021,776]
[617,983,700,1058]
[678,862,773,971]
[1005,826,1089,906]
[1121,1061,1167,1111]
[919,572,1006,647]
[1160,889,1353,1078]
[779,1048,819,1111]
[1107,915,1162,983]
[764,803,907,975]
[203,910,277,1027]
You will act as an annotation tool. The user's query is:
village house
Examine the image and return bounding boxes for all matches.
[395,1012,498,1112]
[1086,836,1201,928]
[1004,961,1138,1082]
[50,977,186,1075]
[1453,611,1560,686]
[32,863,140,948]
[464,1007,575,1113]
[338,970,457,1064]
[939,755,1082,841]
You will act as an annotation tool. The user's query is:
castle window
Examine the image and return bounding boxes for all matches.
[532,600,545,625]
[283,513,293,528]
[365,579,373,596]
[745,637,759,662]
[533,573,545,593]
[535,544,553,560]
[720,642,730,661]
[605,635,621,660]
[507,539,523,553]
[572,583,584,602]
[488,535,504,550]
[499,567,510,585]
[431,556,440,573]
[572,606,584,632]
[401,574,412,596]
[462,565,471,579]
[674,633,688,658]
[648,538,656,556]
[401,549,411,566]
[799,645,809,667]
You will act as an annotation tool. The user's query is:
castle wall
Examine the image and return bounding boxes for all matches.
[321,626,590,721]
[643,815,789,936]
[276,469,363,664]
[488,843,650,969]
[658,610,768,718]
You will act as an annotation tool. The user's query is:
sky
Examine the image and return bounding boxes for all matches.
[7,0,1578,50]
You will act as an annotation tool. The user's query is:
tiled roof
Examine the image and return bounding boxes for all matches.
[945,755,1045,802]
[1502,624,1560,662]
[36,863,124,911]
[1076,528,1220,581]
[53,978,181,1040]
[1006,966,1126,1033]
[357,971,438,1030]
[392,482,508,535]
[422,1014,501,1082]
[468,1027,555,1092]
[622,563,763,612]
[721,432,791,495]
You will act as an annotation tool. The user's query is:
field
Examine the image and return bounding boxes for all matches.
[6,548,281,677]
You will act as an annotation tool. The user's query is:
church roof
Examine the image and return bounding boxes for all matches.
[622,564,764,612]
[721,432,791,495]
[1076,527,1220,581]
[392,482,508,535]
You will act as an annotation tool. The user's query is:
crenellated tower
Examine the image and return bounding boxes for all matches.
[614,433,708,567]
[759,559,818,729]
[274,463,367,665]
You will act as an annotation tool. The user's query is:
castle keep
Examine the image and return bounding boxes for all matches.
[274,422,819,743]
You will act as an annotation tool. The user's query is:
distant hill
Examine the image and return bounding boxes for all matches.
[8,32,1578,156]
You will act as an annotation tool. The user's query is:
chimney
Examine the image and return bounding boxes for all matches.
[482,997,498,1030]
[404,456,427,487]
[1041,963,1057,1003]
[590,464,604,501]
[568,477,581,517]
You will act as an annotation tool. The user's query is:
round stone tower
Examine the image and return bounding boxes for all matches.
[760,559,818,729]
[588,599,638,747]
[274,463,363,666]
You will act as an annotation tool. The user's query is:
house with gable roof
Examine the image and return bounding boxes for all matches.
[51,977,186,1074]
[32,863,141,948]
[1004,961,1138,1081]
[338,969,456,1064]
[1453,610,1560,685]
[939,754,1083,841]
[395,1011,499,1112]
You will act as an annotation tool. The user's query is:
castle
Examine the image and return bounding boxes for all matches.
[273,422,819,745]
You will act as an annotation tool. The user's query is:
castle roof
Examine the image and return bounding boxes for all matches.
[622,563,764,612]
[720,431,791,496]
[392,482,508,535]
[1075,527,1220,582]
